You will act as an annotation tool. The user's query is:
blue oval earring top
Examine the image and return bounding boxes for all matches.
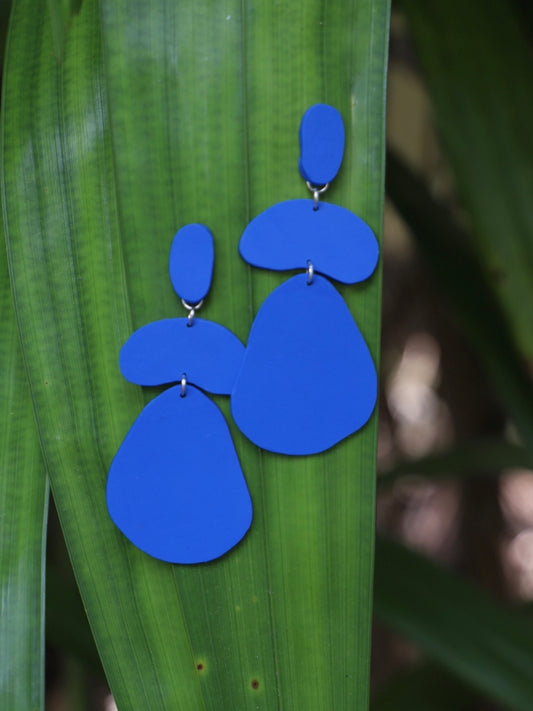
[170,223,215,305]
[107,226,253,564]
[299,103,345,186]
[232,105,379,455]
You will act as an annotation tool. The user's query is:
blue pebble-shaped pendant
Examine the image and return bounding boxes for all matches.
[232,275,377,454]
[107,384,252,564]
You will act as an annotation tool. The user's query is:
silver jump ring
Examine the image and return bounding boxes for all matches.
[306,181,329,210]
[181,373,187,397]
[181,298,204,326]
[306,260,314,285]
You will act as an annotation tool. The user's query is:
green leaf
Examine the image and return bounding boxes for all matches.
[374,536,533,711]
[379,438,532,484]
[398,0,533,362]
[0,219,47,707]
[47,0,81,59]
[2,0,390,708]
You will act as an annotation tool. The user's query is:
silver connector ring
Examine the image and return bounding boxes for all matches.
[306,260,314,285]
[181,298,204,326]
[306,181,329,210]
[181,373,187,397]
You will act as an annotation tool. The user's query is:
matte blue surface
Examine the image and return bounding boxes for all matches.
[299,104,345,185]
[119,317,245,394]
[232,274,378,455]
[239,199,379,283]
[170,224,215,304]
[107,384,253,564]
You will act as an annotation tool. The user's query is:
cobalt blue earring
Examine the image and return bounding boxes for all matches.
[232,104,380,455]
[107,225,253,563]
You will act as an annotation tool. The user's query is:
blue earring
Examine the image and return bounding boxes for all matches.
[232,105,379,455]
[107,225,253,563]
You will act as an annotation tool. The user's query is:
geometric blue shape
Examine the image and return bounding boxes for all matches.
[299,104,345,185]
[107,384,253,564]
[231,274,378,455]
[170,224,215,304]
[119,317,245,394]
[239,200,379,284]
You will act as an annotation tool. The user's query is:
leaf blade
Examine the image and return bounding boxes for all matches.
[2,0,390,707]
[0,196,47,711]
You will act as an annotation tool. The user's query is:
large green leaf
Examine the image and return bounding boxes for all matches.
[0,4,46,709]
[1,0,390,708]
[374,536,533,711]
[398,0,533,362]
[0,214,47,708]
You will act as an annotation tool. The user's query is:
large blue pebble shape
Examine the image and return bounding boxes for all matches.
[299,104,345,186]
[170,224,215,304]
[231,274,378,455]
[107,384,253,564]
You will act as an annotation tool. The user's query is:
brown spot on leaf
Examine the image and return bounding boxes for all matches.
[251,679,260,690]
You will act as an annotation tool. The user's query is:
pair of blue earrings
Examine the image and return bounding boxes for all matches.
[107,105,379,564]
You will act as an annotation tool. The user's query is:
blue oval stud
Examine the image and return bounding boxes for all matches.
[299,104,345,186]
[170,224,215,304]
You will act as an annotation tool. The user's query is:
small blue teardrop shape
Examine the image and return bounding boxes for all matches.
[107,384,253,564]
[119,317,245,394]
[299,104,345,186]
[239,200,379,284]
[170,224,215,304]
[232,274,378,455]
